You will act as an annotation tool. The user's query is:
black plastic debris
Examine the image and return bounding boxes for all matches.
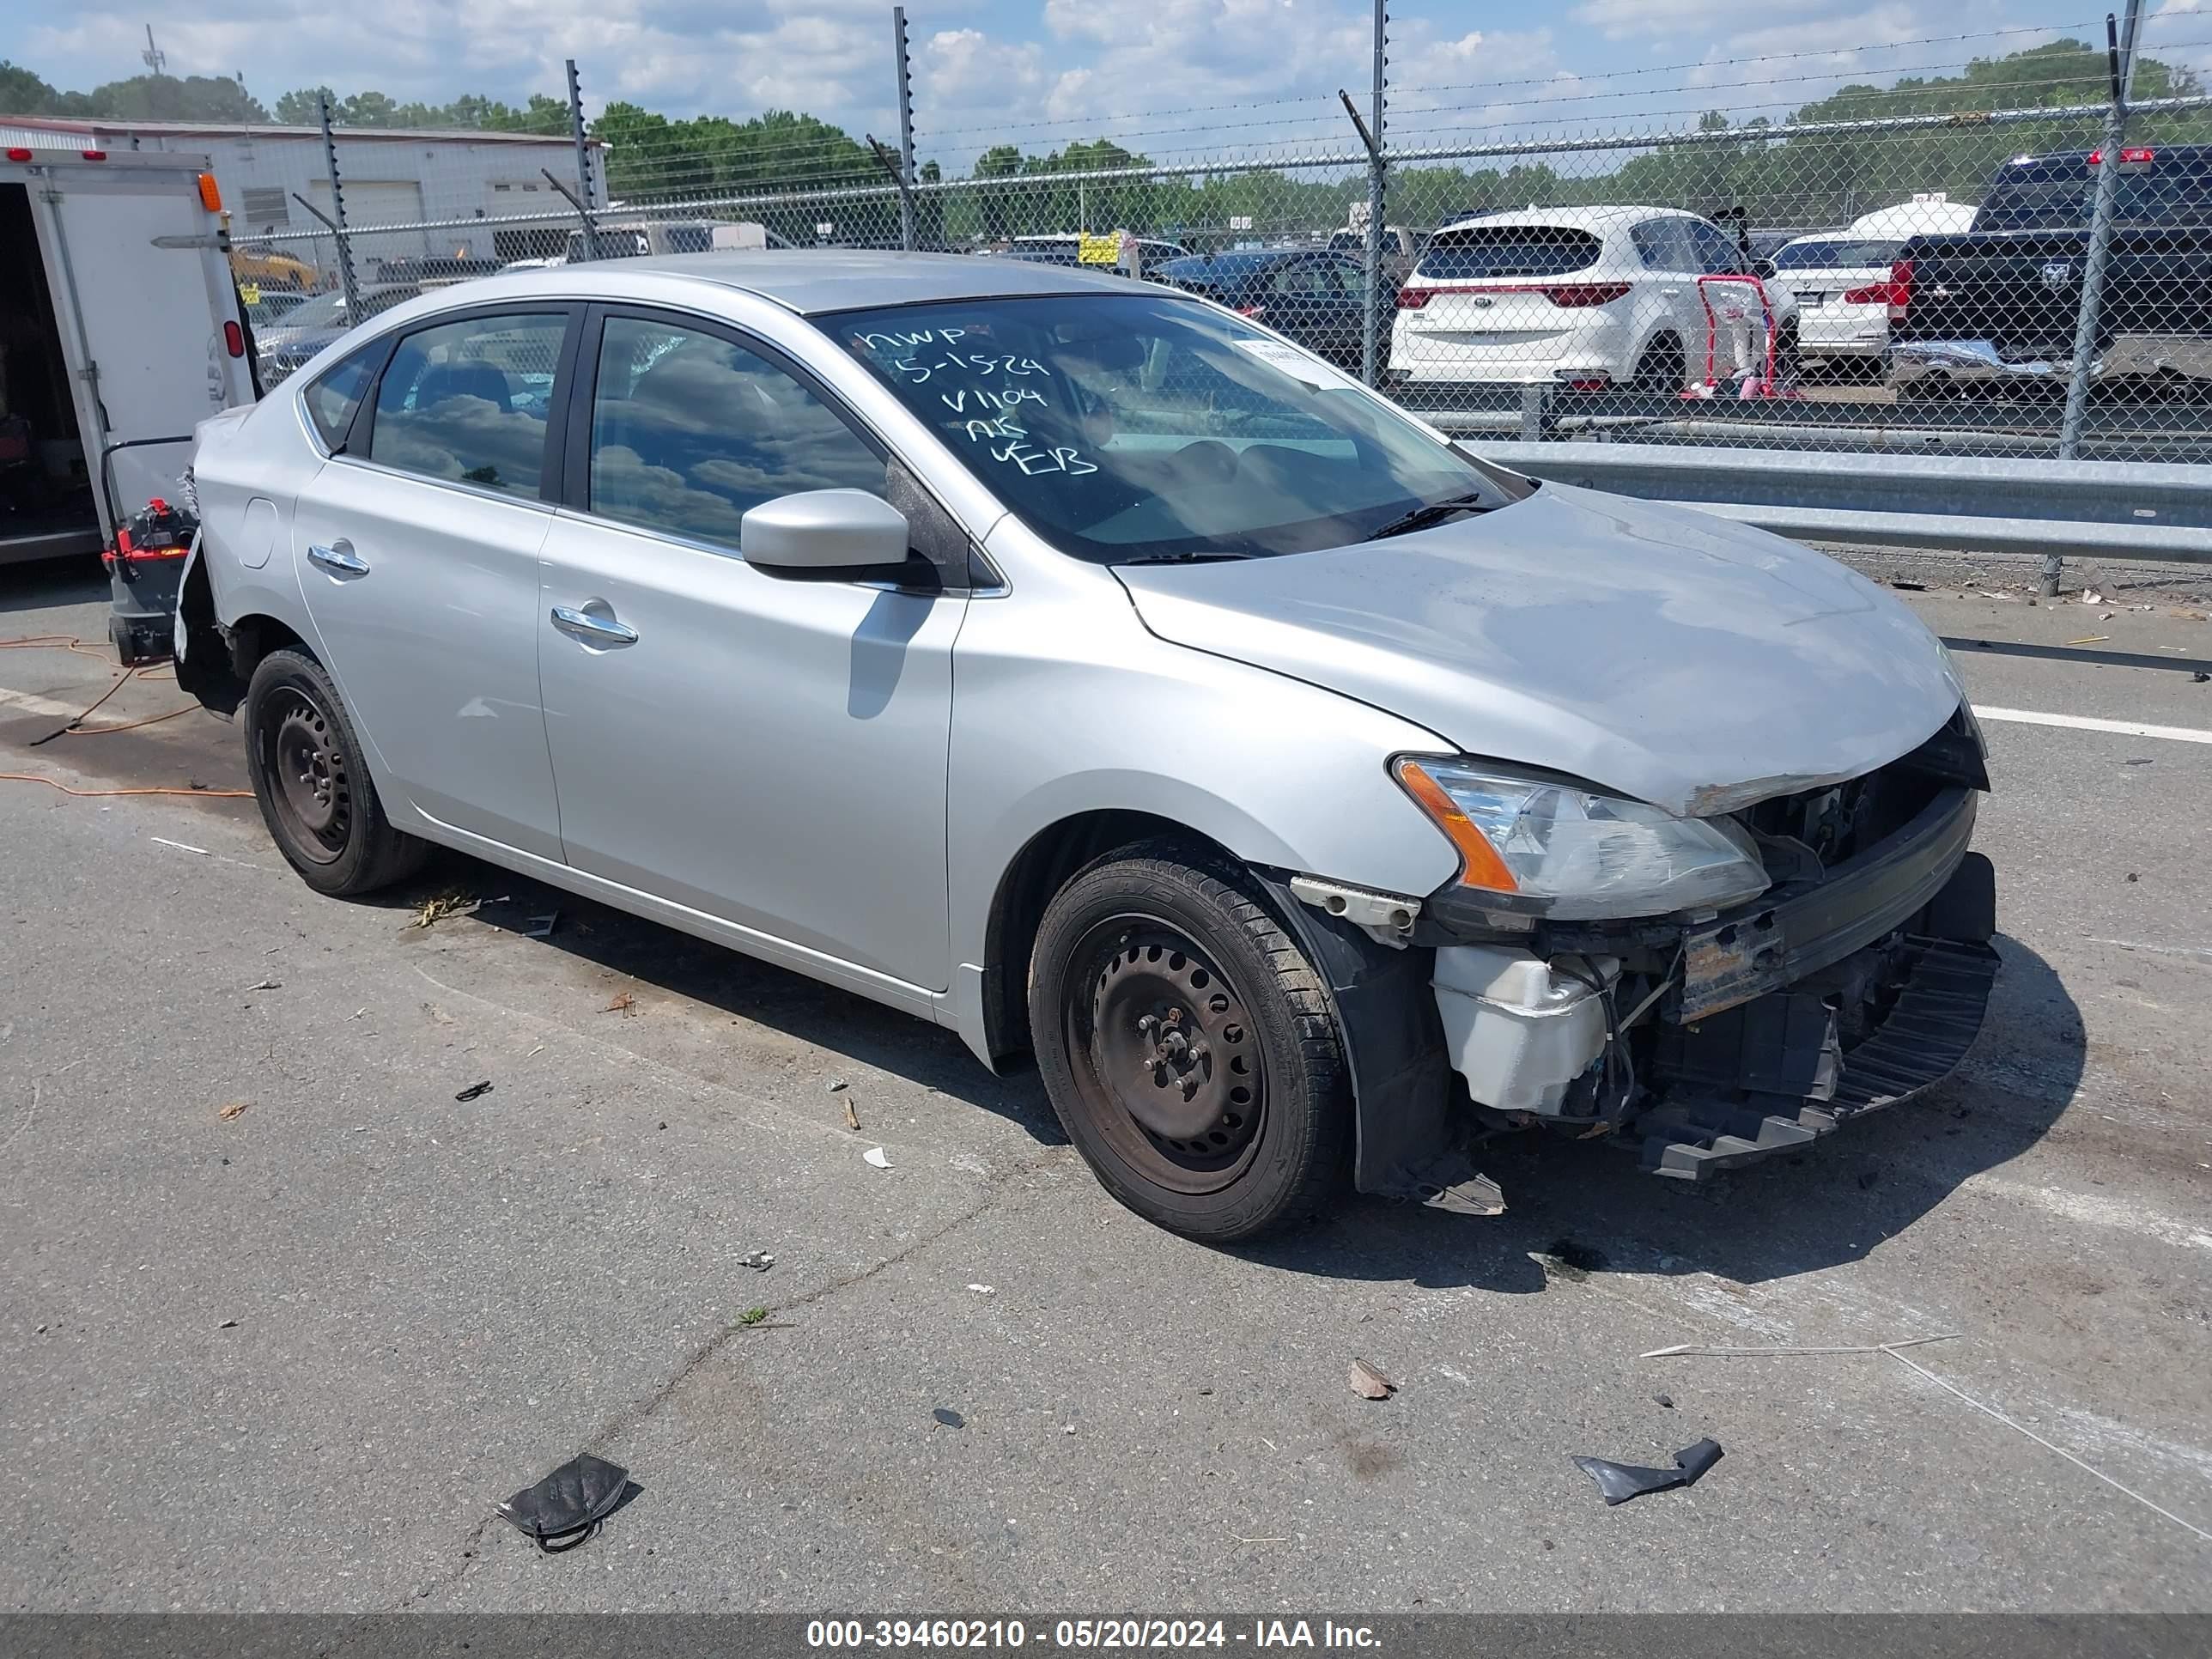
[497,1453,632,1553]
[1571,1438,1723,1506]
[933,1407,964,1428]
[455,1081,494,1102]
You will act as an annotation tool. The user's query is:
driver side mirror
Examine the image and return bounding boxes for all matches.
[741,489,910,575]
[1753,258,1777,280]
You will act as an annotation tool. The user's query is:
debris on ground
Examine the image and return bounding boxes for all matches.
[1654,1392,1675,1409]
[742,1250,775,1272]
[2066,635,2111,646]
[932,1407,964,1428]
[844,1097,861,1131]
[605,991,636,1017]
[218,1318,239,1329]
[826,1079,848,1093]
[217,1100,249,1121]
[2081,590,2103,605]
[408,890,477,930]
[245,978,281,992]
[454,1081,494,1102]
[1888,579,1925,591]
[966,1283,995,1296]
[863,1146,890,1169]
[496,1452,632,1553]
[1571,1438,1723,1506]
[1349,1358,1396,1401]
[525,912,560,939]
[738,1305,769,1326]
[1535,1237,1608,1283]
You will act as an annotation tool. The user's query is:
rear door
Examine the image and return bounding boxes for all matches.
[32,158,253,536]
[289,303,577,860]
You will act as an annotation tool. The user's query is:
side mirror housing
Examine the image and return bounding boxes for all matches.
[741,489,910,574]
[1753,258,1777,280]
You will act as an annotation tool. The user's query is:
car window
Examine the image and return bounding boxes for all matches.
[1316,258,1363,295]
[367,312,568,496]
[586,314,887,549]
[1687,220,1749,275]
[1267,260,1335,298]
[301,341,384,452]
[1772,238,1902,271]
[1631,220,1687,270]
[837,292,1526,564]
[1415,226,1602,282]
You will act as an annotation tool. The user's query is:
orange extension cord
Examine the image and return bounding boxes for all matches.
[0,635,252,799]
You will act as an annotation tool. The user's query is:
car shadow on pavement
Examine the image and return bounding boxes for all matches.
[1240,932,2083,1295]
[398,854,1071,1148]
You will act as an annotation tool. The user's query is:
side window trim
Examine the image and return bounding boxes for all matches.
[349,301,581,501]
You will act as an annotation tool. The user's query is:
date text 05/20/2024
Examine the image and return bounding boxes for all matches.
[805,1620,1384,1650]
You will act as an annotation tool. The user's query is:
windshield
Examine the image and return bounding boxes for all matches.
[833,292,1523,563]
[1772,237,1902,271]
[1976,161,2212,230]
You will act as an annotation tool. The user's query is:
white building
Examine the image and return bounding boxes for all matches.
[0,116,600,268]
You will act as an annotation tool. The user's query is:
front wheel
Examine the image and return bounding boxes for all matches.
[1028,845,1351,1243]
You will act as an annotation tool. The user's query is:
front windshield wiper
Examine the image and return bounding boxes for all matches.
[1364,490,1495,542]
[1116,550,1252,565]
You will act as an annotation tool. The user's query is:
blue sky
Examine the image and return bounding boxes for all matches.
[7,0,2204,170]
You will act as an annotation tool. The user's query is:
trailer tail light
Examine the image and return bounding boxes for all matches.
[198,172,222,211]
[4,148,31,162]
[81,149,106,161]
[1843,258,1913,319]
[222,319,246,357]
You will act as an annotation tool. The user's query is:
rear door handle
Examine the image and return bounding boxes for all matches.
[550,602,639,647]
[307,540,368,576]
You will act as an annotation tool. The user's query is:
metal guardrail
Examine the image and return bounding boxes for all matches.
[1477,441,2212,574]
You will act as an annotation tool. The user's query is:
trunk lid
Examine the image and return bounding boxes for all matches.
[1112,483,1960,817]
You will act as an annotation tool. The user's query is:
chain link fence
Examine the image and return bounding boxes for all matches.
[228,4,2212,477]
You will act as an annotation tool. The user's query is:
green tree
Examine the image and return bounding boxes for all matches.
[273,86,337,125]
[0,60,58,115]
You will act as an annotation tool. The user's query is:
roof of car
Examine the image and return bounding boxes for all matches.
[1429,204,1704,235]
[489,249,1148,314]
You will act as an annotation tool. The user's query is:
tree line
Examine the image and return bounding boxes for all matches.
[6,37,2209,246]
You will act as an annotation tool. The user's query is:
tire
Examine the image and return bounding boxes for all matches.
[1027,843,1351,1242]
[1632,334,1686,395]
[243,647,428,897]
[1771,325,1801,387]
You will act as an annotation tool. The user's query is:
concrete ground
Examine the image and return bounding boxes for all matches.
[0,551,2206,1613]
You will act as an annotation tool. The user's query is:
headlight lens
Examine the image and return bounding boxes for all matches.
[1395,757,1771,919]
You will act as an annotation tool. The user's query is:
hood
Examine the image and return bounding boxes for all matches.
[1113,483,1960,817]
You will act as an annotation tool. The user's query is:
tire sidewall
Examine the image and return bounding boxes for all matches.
[1030,857,1343,1242]
[245,649,381,896]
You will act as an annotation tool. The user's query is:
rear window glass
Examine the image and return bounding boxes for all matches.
[301,343,382,451]
[1976,161,2212,230]
[1772,238,1902,271]
[1415,226,1601,282]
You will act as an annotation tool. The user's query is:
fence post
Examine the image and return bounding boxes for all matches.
[316,93,361,316]
[2054,0,2146,593]
[892,6,918,251]
[1362,0,1389,387]
[566,58,599,262]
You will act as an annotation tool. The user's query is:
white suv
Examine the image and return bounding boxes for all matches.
[1389,206,1798,392]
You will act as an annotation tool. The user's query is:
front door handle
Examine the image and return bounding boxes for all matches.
[550,602,639,647]
[307,540,368,576]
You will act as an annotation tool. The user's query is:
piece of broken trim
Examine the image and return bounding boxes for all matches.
[1289,874,1420,946]
[1571,1437,1723,1505]
[454,1080,494,1102]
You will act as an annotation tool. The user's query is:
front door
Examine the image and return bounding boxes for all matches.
[536,308,963,992]
[290,306,574,858]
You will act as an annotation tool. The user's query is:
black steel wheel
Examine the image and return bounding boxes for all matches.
[244,647,428,897]
[1029,844,1350,1242]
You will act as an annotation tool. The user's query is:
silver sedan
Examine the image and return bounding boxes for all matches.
[177,251,1996,1240]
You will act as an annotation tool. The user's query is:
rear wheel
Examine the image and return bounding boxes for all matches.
[244,647,428,896]
[1028,844,1351,1242]
[1632,333,1686,395]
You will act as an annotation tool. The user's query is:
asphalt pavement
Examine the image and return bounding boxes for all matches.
[0,550,2207,1613]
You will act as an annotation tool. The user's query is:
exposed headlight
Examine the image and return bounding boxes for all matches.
[1395,757,1771,920]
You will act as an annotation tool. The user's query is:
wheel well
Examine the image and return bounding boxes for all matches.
[227,613,309,681]
[981,810,1237,1066]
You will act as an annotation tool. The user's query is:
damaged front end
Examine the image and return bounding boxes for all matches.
[1272,706,1997,1211]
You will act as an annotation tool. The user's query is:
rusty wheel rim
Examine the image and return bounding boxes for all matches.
[257,687,350,865]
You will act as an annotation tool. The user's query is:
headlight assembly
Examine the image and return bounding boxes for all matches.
[1395,757,1771,920]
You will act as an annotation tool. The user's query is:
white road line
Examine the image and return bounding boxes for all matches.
[1974,705,2212,744]
[1961,1170,2212,1254]
[0,683,125,728]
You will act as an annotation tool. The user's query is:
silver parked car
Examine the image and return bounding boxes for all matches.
[175,252,1996,1241]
